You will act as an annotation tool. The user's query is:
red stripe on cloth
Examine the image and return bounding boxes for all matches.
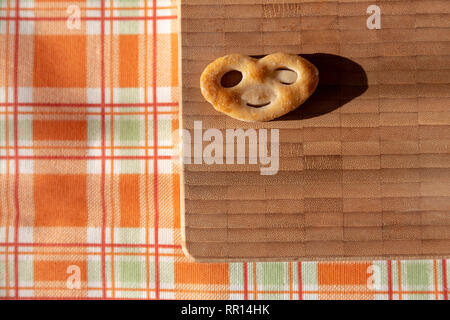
[100,0,107,299]
[1,102,178,108]
[443,259,448,300]
[13,0,21,300]
[0,155,174,160]
[0,15,177,21]
[2,0,12,300]
[243,263,248,300]
[152,0,160,300]
[143,0,150,300]
[14,297,143,301]
[397,260,402,300]
[297,262,303,300]
[387,260,393,300]
[0,242,180,249]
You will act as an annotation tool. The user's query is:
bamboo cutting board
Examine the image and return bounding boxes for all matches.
[179,0,450,262]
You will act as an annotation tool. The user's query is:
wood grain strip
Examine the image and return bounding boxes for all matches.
[180,0,450,261]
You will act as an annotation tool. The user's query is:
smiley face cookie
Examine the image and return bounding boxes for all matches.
[200,53,319,122]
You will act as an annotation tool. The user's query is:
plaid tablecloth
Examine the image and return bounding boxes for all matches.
[0,0,448,300]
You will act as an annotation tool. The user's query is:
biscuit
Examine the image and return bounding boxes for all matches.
[200,53,319,122]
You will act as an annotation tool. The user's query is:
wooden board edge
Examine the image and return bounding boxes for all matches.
[177,0,450,263]
[178,0,195,262]
[179,254,450,263]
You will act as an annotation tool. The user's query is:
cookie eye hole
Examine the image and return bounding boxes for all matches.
[274,68,297,85]
[220,70,243,88]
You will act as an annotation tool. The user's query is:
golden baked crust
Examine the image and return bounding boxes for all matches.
[200,53,319,122]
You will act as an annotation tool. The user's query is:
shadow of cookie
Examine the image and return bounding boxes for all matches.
[276,53,368,121]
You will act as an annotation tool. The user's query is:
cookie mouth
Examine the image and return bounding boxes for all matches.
[246,102,271,108]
